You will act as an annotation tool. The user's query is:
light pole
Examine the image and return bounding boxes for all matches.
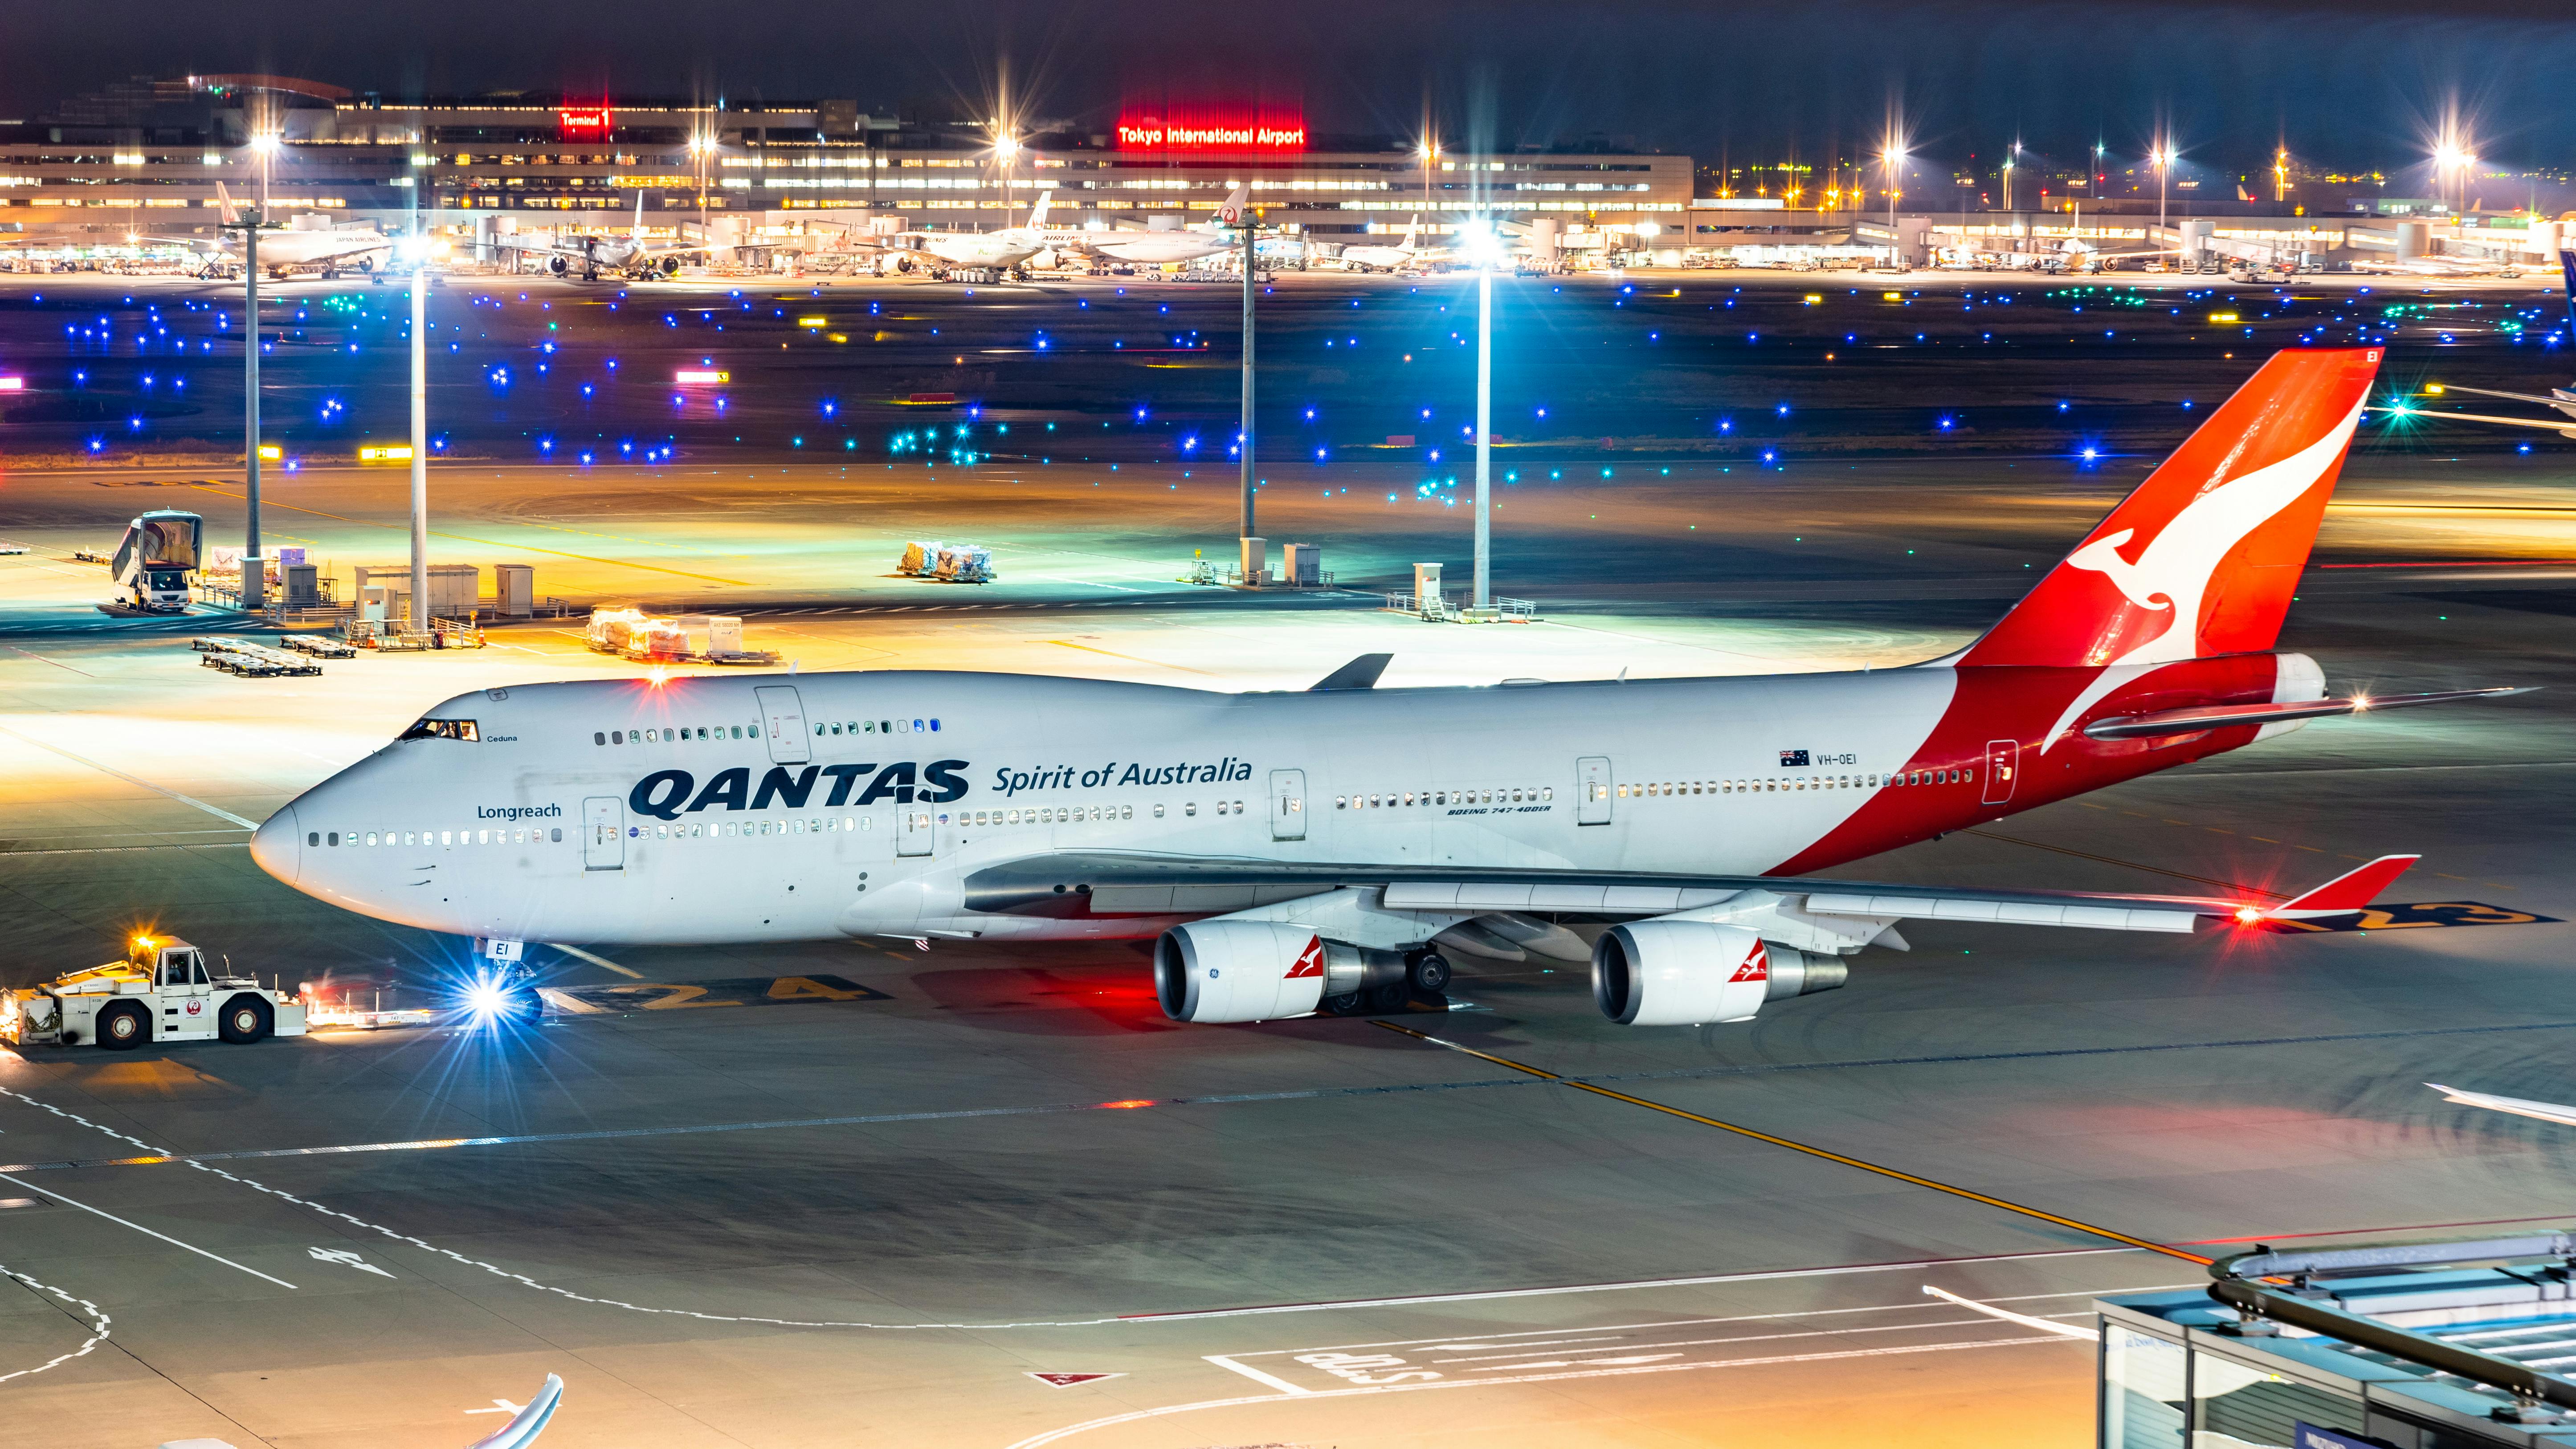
[1882,143,1905,269]
[992,131,1022,227]
[409,162,429,629]
[690,130,714,245]
[1474,243,1493,611]
[222,161,277,612]
[2152,143,2174,233]
[1231,191,1259,585]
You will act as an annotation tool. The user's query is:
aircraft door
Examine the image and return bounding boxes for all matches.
[756,686,811,764]
[1576,756,1614,825]
[1981,740,2019,806]
[584,796,625,871]
[1270,769,1307,841]
[897,807,936,858]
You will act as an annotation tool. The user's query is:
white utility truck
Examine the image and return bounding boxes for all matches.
[1,934,307,1050]
[110,509,203,613]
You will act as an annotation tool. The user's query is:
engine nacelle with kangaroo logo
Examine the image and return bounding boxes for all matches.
[1591,921,1848,1027]
[1153,921,1337,1023]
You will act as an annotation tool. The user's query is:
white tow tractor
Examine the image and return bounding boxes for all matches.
[1,935,307,1050]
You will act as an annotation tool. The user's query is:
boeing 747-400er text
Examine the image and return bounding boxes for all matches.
[250,347,2527,1028]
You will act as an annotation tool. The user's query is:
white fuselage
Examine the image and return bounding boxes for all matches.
[240,228,390,271]
[252,662,2288,949]
[909,232,1045,269]
[1080,230,1237,265]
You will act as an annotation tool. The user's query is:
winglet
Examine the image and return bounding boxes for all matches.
[1310,653,1392,692]
[2270,854,2420,915]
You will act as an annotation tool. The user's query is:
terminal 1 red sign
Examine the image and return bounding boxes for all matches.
[558,105,612,137]
[1115,103,1305,152]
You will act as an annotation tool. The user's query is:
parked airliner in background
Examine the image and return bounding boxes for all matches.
[188,183,394,279]
[504,193,708,281]
[874,192,1056,277]
[2387,249,2576,439]
[252,347,2524,1029]
[1055,184,1250,266]
[1336,216,1444,273]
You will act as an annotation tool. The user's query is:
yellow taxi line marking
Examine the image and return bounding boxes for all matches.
[1049,641,1221,676]
[551,945,641,979]
[1370,1022,2211,1266]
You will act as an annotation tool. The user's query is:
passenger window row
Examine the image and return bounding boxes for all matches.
[819,718,938,736]
[1336,788,1551,809]
[310,827,565,848]
[959,804,1135,828]
[598,724,757,745]
[594,718,946,746]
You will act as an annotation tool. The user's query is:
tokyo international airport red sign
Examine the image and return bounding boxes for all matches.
[1115,103,1305,152]
[558,106,612,136]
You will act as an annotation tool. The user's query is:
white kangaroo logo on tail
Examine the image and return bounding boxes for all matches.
[2040,397,2366,750]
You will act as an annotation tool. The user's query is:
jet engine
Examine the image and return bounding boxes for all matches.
[1154,921,1408,1024]
[1590,921,1847,1027]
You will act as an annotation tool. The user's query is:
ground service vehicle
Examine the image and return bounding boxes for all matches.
[1,935,307,1049]
[110,509,202,612]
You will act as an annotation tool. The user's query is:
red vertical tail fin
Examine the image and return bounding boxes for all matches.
[1960,347,2382,669]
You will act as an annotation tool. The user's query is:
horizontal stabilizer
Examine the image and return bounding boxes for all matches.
[1310,653,1393,691]
[2084,686,2532,740]
[2270,854,2419,915]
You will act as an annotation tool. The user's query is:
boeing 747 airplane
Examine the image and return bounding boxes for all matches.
[252,347,2522,1029]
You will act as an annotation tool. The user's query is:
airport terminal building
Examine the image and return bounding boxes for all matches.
[0,78,1693,259]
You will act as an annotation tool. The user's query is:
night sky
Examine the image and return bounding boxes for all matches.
[13,0,2576,176]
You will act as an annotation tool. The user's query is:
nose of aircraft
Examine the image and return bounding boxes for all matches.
[251,805,300,884]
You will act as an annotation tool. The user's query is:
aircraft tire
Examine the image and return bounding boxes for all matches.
[1406,951,1453,994]
[1366,981,1410,1014]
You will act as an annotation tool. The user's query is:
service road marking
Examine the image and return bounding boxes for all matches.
[0,1170,296,1288]
[0,722,260,829]
[1006,1335,2082,1449]
[0,1260,110,1383]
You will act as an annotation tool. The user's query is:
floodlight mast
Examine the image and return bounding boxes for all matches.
[410,165,429,627]
[1474,257,1492,610]
[220,203,278,610]
[1239,199,1257,583]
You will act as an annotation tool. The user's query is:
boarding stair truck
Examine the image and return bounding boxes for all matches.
[110,509,203,613]
[1,933,307,1050]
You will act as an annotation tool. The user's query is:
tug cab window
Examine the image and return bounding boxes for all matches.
[399,718,480,742]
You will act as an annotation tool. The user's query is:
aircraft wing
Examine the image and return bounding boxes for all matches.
[2420,383,2576,411]
[960,850,2420,933]
[2379,405,2576,432]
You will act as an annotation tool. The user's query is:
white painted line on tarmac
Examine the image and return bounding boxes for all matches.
[1004,1335,2080,1449]
[1119,1246,2139,1320]
[0,722,260,829]
[551,944,641,979]
[1202,1355,1311,1396]
[0,1260,110,1383]
[0,1171,297,1289]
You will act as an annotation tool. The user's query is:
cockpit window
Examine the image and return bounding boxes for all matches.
[399,718,480,742]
